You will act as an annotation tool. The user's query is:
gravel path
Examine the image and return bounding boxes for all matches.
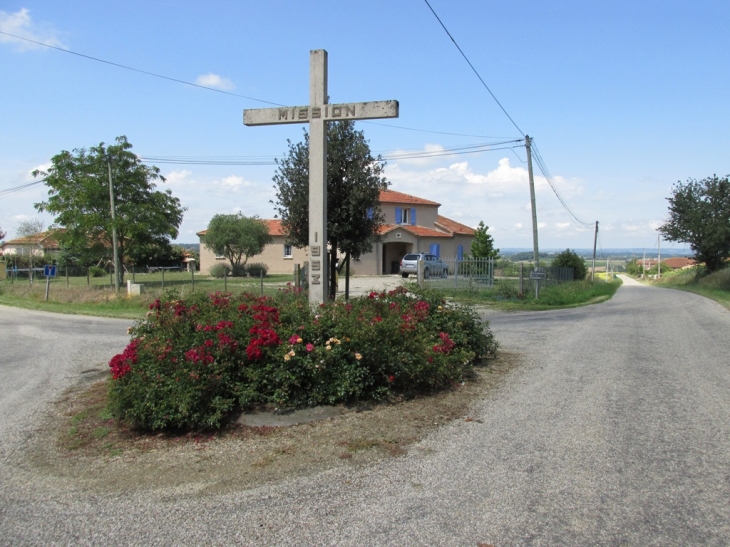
[1,278,729,546]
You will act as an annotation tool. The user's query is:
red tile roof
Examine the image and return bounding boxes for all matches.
[197,219,286,238]
[662,257,697,269]
[378,189,440,206]
[435,216,475,236]
[2,230,62,250]
[379,224,452,238]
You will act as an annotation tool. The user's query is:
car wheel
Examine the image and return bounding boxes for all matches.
[401,273,409,278]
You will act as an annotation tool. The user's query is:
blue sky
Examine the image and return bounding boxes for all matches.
[1,1,728,253]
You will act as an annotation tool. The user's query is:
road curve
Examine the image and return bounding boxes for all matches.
[1,279,729,546]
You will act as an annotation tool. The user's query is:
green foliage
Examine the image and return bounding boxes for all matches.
[33,136,185,283]
[0,225,6,241]
[203,213,272,270]
[471,221,499,259]
[537,279,620,306]
[245,262,268,277]
[697,267,730,290]
[107,286,497,431]
[659,174,730,273]
[126,240,186,268]
[89,266,107,278]
[273,120,389,295]
[552,249,587,280]
[208,263,231,278]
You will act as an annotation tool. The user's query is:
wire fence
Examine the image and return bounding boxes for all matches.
[423,257,575,294]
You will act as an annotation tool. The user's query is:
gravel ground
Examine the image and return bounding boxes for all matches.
[2,276,730,546]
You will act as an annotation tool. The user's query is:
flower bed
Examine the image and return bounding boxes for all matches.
[108,286,498,431]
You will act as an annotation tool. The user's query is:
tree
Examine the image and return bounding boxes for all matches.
[33,136,185,284]
[0,226,5,241]
[272,120,388,297]
[203,214,272,275]
[470,221,499,259]
[16,219,46,238]
[552,248,587,280]
[659,174,730,273]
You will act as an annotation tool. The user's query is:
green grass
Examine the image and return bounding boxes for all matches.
[649,267,730,310]
[0,273,297,318]
[438,278,622,310]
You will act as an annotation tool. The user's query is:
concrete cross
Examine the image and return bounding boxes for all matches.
[244,49,399,304]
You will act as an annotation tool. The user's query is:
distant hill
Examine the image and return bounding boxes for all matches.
[174,243,200,253]
[502,248,693,261]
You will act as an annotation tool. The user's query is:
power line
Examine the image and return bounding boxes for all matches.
[361,121,519,139]
[0,179,45,197]
[0,30,283,106]
[530,140,594,229]
[423,0,525,136]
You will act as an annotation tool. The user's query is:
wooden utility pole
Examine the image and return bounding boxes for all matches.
[592,221,599,281]
[525,135,539,267]
[107,155,121,294]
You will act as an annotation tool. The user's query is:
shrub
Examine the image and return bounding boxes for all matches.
[88,266,107,278]
[698,267,730,290]
[208,263,231,279]
[107,286,498,431]
[245,262,268,278]
[552,249,587,280]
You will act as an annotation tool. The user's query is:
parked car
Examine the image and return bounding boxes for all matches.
[399,253,449,278]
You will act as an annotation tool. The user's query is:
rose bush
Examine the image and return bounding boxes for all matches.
[108,286,498,431]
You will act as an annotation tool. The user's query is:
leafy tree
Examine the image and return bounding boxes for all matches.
[659,174,730,273]
[33,136,185,284]
[552,248,587,280]
[16,219,46,238]
[203,214,272,275]
[470,221,499,259]
[272,120,388,296]
[0,226,5,241]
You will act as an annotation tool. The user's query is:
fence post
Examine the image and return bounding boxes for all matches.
[87,268,90,287]
[294,264,300,290]
[109,270,113,288]
[260,269,263,297]
[132,266,135,284]
[190,266,194,292]
[224,272,227,292]
[66,266,69,288]
[161,268,165,291]
[519,263,523,296]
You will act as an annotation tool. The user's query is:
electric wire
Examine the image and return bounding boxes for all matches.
[0,30,283,106]
[423,0,525,136]
[0,179,45,197]
[530,140,594,229]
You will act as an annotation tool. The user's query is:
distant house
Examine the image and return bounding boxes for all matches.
[0,231,61,257]
[197,189,477,276]
[662,257,697,269]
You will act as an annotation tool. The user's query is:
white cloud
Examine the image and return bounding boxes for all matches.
[555,222,571,230]
[164,169,193,185]
[0,8,66,51]
[513,223,523,230]
[195,73,235,91]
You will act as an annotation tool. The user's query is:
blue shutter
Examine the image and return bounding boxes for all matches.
[430,243,440,257]
[395,207,402,225]
[457,245,464,260]
[410,208,416,225]
[367,208,373,219]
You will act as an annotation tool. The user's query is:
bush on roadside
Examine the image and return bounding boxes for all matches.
[245,262,268,278]
[89,266,107,278]
[552,249,587,280]
[107,286,497,431]
[208,263,231,279]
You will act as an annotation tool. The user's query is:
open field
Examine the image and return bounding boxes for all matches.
[645,267,730,310]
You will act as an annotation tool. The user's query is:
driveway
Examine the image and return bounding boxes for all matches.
[1,279,729,546]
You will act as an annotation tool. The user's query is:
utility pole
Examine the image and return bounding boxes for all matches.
[657,234,661,279]
[592,221,599,281]
[525,135,540,267]
[107,155,121,294]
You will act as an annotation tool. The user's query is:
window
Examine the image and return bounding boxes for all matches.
[283,244,292,258]
[401,208,409,225]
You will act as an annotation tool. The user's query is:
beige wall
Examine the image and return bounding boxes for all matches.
[384,204,439,228]
[199,236,309,276]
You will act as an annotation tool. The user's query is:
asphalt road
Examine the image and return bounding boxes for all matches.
[1,277,729,546]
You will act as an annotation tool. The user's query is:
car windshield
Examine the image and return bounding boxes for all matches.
[403,254,420,260]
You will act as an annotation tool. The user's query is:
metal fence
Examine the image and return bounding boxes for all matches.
[423,257,575,293]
